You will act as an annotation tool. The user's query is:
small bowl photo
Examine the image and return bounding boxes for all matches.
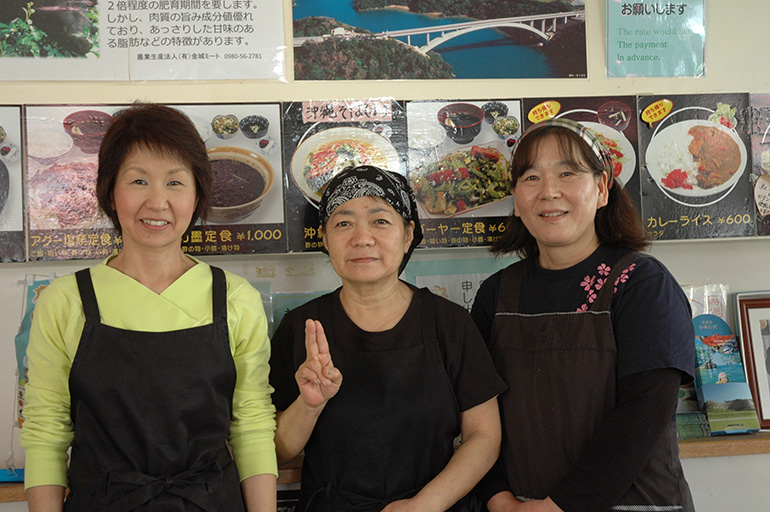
[239,115,270,139]
[437,103,484,145]
[597,101,632,131]
[190,116,213,142]
[481,102,509,124]
[211,114,239,139]
[492,116,520,139]
[207,146,274,223]
[62,110,114,154]
[408,121,446,151]
[27,125,74,165]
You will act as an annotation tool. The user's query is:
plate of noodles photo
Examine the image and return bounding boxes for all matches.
[290,126,401,206]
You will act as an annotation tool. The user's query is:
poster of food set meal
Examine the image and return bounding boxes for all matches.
[521,95,640,210]
[749,94,770,237]
[0,105,25,262]
[637,93,755,240]
[405,100,521,248]
[281,99,408,252]
[24,104,286,260]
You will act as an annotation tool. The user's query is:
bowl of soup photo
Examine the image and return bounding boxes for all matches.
[62,109,114,154]
[437,103,484,145]
[207,146,274,223]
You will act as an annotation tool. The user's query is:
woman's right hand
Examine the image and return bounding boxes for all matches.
[295,319,342,409]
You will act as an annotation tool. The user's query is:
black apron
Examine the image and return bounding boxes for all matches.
[490,253,693,511]
[64,266,245,512]
[299,288,466,512]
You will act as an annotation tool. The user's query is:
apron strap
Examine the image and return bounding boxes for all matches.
[210,266,228,324]
[75,269,100,323]
[496,263,524,313]
[591,251,646,312]
[418,287,438,348]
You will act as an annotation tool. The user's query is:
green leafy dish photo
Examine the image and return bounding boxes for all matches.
[410,142,512,217]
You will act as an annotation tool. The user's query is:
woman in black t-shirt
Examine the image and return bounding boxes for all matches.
[270,165,505,512]
[472,119,695,512]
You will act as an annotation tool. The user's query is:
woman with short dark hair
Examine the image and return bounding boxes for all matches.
[270,165,505,512]
[21,104,277,512]
[473,119,695,512]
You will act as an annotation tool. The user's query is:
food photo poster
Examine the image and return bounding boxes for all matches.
[4,92,770,263]
[24,104,286,260]
[292,0,587,80]
[637,93,755,241]
[1,1,285,81]
[521,95,640,210]
[0,105,25,262]
[749,94,770,237]
[281,98,408,253]
[406,100,521,248]
[606,0,705,78]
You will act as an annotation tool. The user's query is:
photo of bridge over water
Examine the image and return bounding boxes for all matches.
[293,0,587,80]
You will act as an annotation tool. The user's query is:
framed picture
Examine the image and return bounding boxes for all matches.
[735,292,770,429]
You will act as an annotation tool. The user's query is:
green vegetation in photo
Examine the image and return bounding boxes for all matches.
[0,2,99,58]
[294,25,454,80]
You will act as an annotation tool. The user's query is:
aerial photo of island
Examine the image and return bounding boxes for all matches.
[293,0,587,80]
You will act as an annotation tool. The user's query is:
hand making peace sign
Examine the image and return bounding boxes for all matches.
[295,319,343,409]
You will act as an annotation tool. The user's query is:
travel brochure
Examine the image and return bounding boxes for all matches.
[0,92,768,262]
[692,314,761,435]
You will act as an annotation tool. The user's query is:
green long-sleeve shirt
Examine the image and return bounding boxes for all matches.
[21,257,277,489]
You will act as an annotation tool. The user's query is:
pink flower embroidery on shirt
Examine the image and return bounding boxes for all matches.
[578,261,638,310]
[613,263,637,293]
[581,275,595,291]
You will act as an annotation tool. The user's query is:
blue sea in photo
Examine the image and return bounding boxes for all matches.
[293,0,559,78]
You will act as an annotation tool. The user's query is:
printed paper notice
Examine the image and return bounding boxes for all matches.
[606,0,705,78]
[1,1,285,81]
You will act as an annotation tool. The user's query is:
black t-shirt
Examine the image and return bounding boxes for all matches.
[270,284,506,414]
[472,245,695,382]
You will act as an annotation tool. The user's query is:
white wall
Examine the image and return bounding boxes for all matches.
[2,0,769,510]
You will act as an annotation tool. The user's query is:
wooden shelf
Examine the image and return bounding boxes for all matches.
[679,430,770,458]
[0,483,25,503]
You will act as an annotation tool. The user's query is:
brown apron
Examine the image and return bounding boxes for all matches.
[490,252,693,510]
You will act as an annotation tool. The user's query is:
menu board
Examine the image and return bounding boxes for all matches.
[4,93,770,263]
[637,93,755,240]
[25,103,286,261]
[0,105,25,262]
[521,95,640,211]
[25,105,116,260]
[406,100,521,248]
[177,103,287,255]
[281,99,408,252]
[749,94,770,236]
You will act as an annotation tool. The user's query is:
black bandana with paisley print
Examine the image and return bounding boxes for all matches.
[319,165,423,274]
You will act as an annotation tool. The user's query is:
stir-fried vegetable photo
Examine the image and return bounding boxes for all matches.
[411,145,512,216]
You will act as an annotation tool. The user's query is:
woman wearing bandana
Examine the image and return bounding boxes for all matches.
[472,119,695,512]
[269,165,506,512]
